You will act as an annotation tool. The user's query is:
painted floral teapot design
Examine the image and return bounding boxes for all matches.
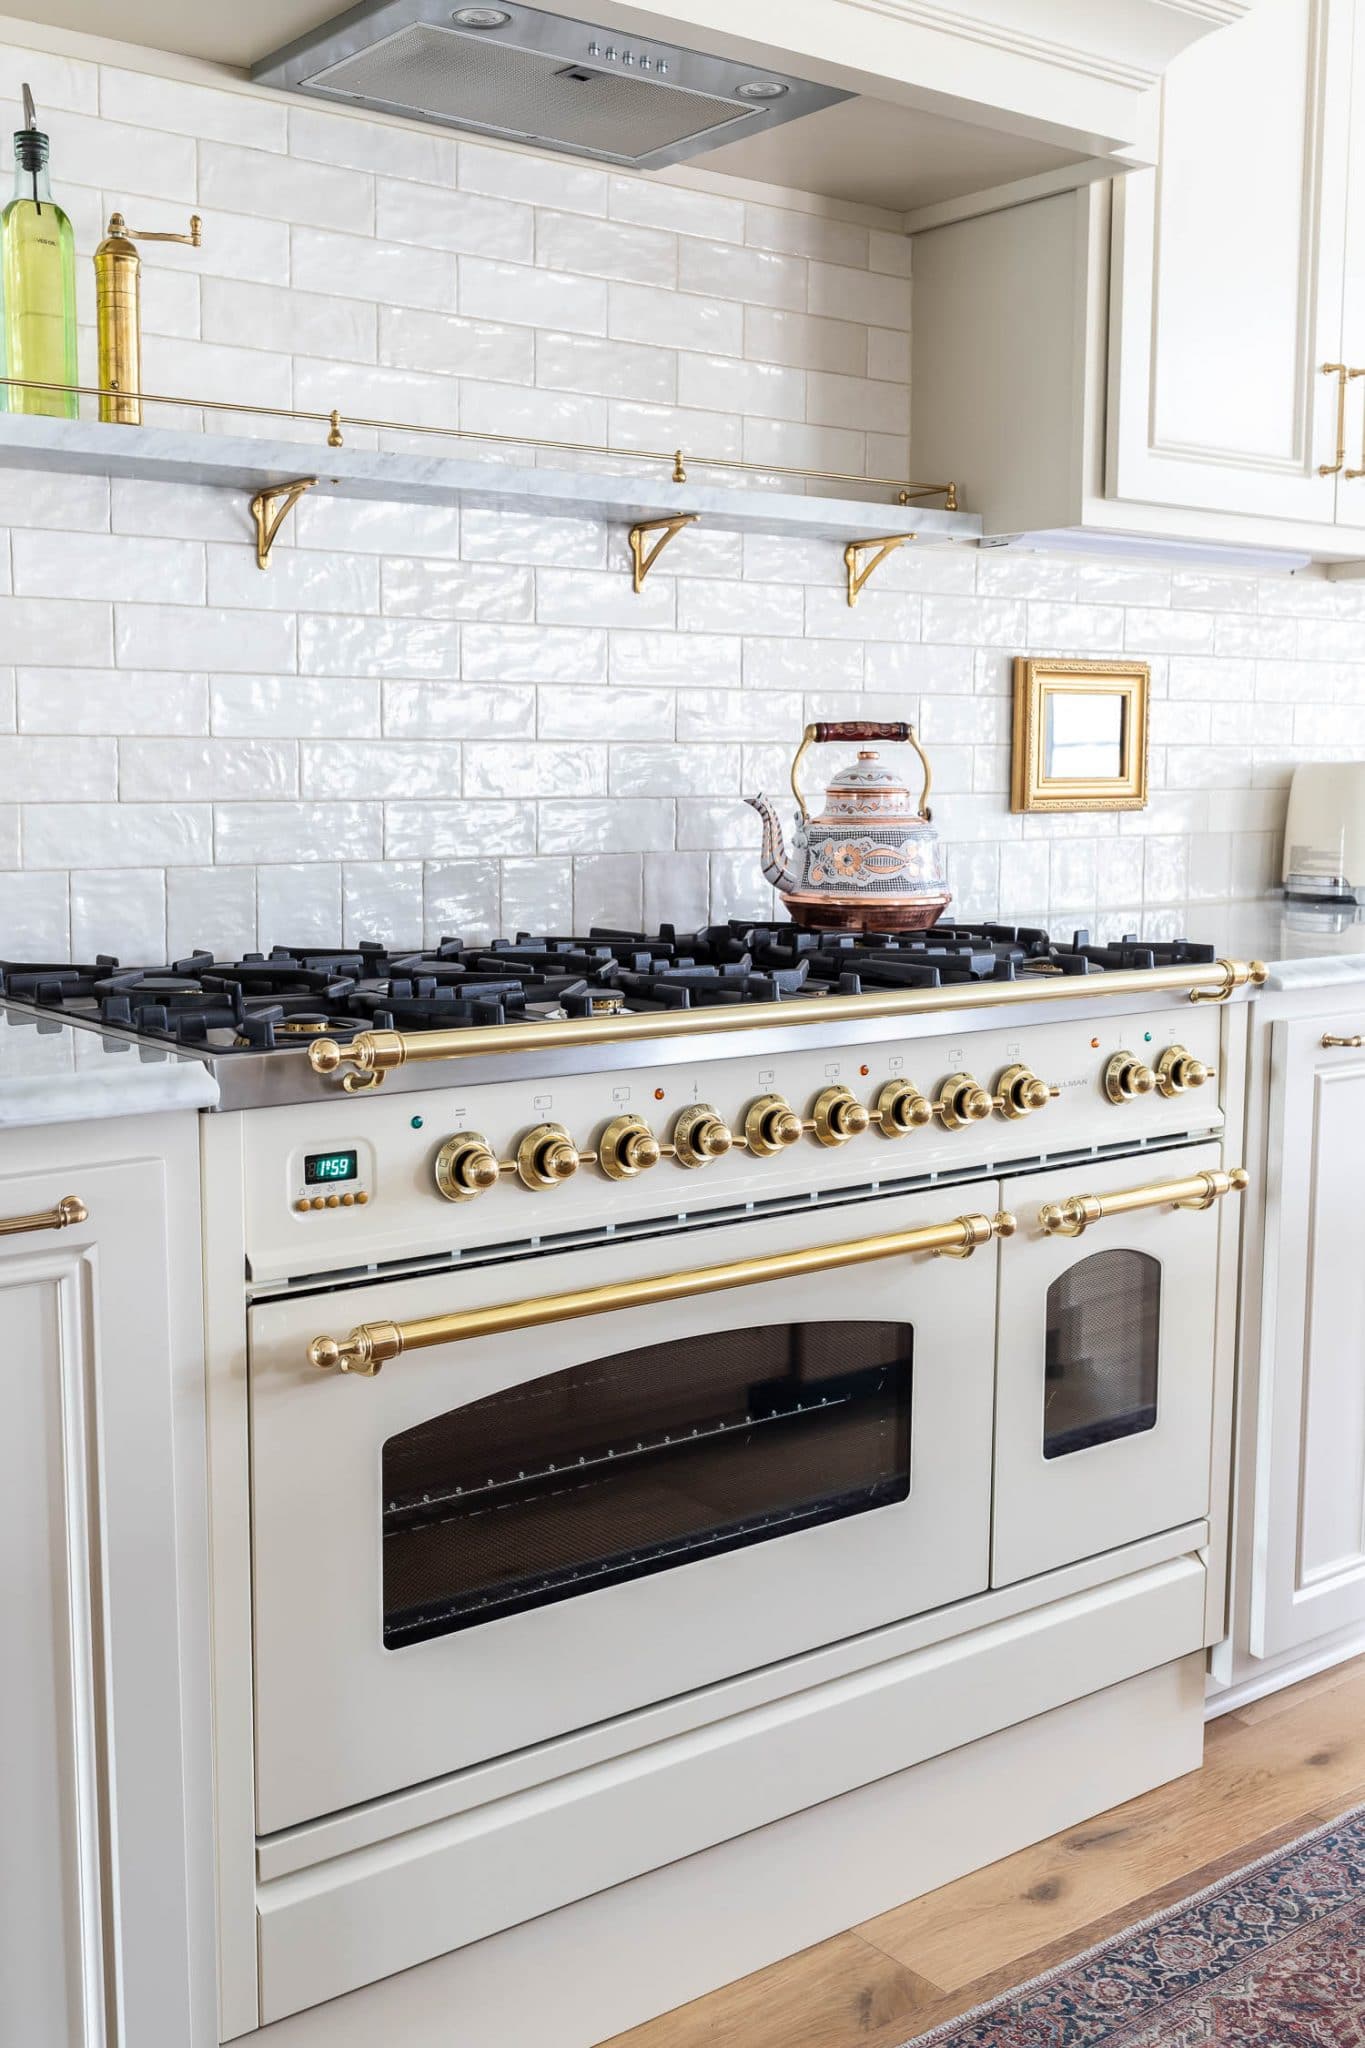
[746,719,952,931]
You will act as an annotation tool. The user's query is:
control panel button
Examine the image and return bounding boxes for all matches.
[874,1080,932,1137]
[1105,1050,1157,1104]
[310,1196,326,1210]
[935,1073,994,1130]
[597,1113,661,1181]
[812,1085,871,1147]
[1155,1043,1214,1097]
[355,1190,369,1204]
[516,1122,580,1191]
[326,1194,341,1208]
[994,1064,1060,1120]
[295,1198,310,1213]
[672,1104,733,1169]
[743,1094,804,1156]
[434,1132,500,1202]
[341,1192,355,1206]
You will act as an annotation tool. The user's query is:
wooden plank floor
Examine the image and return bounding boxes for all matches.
[605,1655,1365,2048]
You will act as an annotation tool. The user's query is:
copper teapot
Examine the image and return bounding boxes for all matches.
[746,720,951,932]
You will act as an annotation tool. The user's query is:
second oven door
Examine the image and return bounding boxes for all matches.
[248,1181,1000,1833]
[992,1142,1225,1588]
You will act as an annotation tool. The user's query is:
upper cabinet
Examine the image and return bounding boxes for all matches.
[910,0,1365,560]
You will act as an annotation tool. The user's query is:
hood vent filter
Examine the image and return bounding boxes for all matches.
[254,2,850,170]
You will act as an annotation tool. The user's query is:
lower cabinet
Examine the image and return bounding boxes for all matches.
[0,1124,210,2048]
[1249,1014,1365,1659]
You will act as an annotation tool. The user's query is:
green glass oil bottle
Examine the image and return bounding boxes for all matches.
[0,86,77,417]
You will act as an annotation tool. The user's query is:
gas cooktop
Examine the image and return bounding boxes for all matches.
[0,921,1222,1058]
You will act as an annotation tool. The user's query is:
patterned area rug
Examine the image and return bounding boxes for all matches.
[907,1805,1365,2045]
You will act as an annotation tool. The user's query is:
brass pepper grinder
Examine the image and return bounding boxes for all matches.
[94,209,201,424]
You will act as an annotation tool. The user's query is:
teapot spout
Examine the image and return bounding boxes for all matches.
[745,791,797,894]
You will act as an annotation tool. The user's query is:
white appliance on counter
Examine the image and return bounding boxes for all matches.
[1282,763,1365,903]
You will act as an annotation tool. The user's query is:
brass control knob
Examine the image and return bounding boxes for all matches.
[812,1085,871,1147]
[597,1113,662,1181]
[672,1104,734,1169]
[1104,1051,1157,1104]
[994,1064,1061,1121]
[516,1122,580,1191]
[434,1132,501,1202]
[874,1079,933,1138]
[1155,1044,1214,1098]
[744,1093,805,1157]
[935,1073,994,1131]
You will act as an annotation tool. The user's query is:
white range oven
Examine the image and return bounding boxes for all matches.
[236,1004,1241,1839]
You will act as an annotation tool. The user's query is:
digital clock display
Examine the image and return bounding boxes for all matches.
[304,1149,359,1186]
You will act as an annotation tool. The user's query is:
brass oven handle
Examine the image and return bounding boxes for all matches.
[1038,1166,1249,1239]
[1321,362,1351,474]
[1322,1033,1363,1047]
[308,960,1269,1090]
[307,1208,1019,1376]
[0,1194,87,1239]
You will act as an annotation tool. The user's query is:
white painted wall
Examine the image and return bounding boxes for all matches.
[0,30,1357,958]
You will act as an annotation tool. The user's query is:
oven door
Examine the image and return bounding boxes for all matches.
[992,1141,1238,1587]
[248,1181,1002,1831]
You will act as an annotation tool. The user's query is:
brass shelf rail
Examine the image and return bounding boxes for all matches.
[308,1208,1018,1375]
[0,375,957,508]
[309,959,1269,1091]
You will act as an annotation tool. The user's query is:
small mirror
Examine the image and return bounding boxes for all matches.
[1012,658,1149,812]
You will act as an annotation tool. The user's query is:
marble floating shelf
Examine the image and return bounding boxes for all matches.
[0,414,981,547]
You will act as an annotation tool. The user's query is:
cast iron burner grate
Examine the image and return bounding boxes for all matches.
[0,922,1221,1052]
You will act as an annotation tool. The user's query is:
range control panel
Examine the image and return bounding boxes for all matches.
[243,1006,1226,1283]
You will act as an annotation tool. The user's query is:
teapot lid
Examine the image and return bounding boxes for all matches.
[827,747,908,790]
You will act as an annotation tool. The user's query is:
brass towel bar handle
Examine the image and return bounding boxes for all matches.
[1038,1167,1248,1239]
[0,1195,88,1239]
[1322,1033,1364,1048]
[307,1209,1019,1376]
[308,959,1269,1090]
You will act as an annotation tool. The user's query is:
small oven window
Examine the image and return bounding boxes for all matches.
[1043,1248,1160,1459]
[380,1320,912,1648]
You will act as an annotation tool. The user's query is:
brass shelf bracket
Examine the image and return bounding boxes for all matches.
[845,533,915,608]
[249,476,319,570]
[628,512,698,593]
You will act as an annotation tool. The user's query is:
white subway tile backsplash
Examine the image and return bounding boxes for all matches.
[116,604,294,675]
[298,614,458,678]
[423,859,500,942]
[679,239,805,310]
[121,738,296,801]
[386,801,533,859]
[0,59,1349,941]
[610,280,741,356]
[462,256,607,336]
[215,802,382,864]
[609,177,742,242]
[210,675,381,739]
[378,178,532,260]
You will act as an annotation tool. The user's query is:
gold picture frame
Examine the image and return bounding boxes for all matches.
[1011,656,1150,813]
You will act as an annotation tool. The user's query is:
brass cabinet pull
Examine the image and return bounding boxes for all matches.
[1346,367,1365,479]
[0,1194,88,1239]
[308,1208,1020,1376]
[1322,1032,1364,1047]
[1039,1166,1248,1239]
[1321,362,1351,474]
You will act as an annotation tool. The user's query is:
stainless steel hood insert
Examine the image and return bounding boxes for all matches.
[252,1,851,169]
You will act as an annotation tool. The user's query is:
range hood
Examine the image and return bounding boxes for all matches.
[252,0,851,170]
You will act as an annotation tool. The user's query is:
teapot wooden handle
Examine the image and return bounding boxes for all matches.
[791,721,933,824]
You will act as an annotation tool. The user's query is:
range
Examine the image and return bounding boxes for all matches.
[2,918,1265,2038]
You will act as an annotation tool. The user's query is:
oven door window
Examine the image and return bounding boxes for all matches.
[1043,1247,1160,1459]
[381,1320,912,1648]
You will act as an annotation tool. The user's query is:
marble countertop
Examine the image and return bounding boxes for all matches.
[1177,898,1365,989]
[0,1004,220,1127]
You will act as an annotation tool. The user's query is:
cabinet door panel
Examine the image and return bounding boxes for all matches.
[1332,0,1365,530]
[1109,0,1352,521]
[1252,1019,1365,1656]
